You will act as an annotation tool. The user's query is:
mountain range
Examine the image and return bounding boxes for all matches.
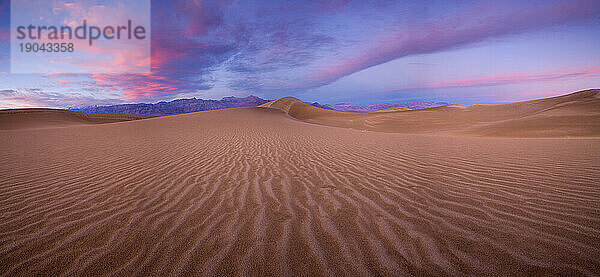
[71,95,449,116]
[311,101,449,112]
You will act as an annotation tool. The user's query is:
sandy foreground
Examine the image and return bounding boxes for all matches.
[1,90,599,276]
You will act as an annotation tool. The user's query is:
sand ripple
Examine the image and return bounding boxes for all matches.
[1,108,599,276]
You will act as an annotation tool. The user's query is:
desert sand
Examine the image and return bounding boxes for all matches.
[0,109,154,130]
[260,89,600,137]
[1,89,599,276]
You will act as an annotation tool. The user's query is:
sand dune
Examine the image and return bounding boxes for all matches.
[1,91,599,276]
[260,89,600,137]
[0,109,154,130]
[370,107,412,113]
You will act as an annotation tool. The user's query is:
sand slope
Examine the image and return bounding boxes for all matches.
[0,109,154,130]
[1,91,600,276]
[260,89,600,137]
[370,107,412,113]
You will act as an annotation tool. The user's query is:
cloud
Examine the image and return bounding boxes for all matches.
[3,0,600,107]
[0,28,8,42]
[0,88,126,108]
[0,1,7,14]
[86,0,340,101]
[383,65,600,92]
[175,0,226,37]
[425,66,600,89]
[0,0,8,43]
[315,0,349,12]
[306,0,600,87]
[77,0,234,101]
[0,89,18,96]
[89,72,209,100]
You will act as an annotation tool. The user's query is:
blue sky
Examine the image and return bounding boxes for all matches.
[0,0,599,108]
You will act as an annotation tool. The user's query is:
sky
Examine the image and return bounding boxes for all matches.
[0,0,599,108]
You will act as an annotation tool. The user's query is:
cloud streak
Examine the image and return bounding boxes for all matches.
[0,88,124,108]
[380,65,600,92]
[307,0,600,86]
[427,66,600,89]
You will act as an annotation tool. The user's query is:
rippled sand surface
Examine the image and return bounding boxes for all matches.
[1,105,599,276]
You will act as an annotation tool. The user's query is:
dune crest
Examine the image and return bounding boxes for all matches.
[370,107,412,113]
[260,89,600,137]
[0,109,154,130]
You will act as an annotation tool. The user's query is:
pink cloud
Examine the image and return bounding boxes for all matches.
[84,37,210,101]
[90,72,187,100]
[10,0,151,73]
[78,1,230,101]
[56,79,71,87]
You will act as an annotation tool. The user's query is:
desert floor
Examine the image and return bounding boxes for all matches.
[1,91,599,276]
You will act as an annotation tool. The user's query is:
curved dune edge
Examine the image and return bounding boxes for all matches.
[259,89,600,137]
[370,107,412,113]
[2,89,598,136]
[0,106,599,275]
[0,108,155,130]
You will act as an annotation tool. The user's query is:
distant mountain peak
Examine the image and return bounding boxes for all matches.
[71,95,450,116]
[309,100,448,112]
[71,96,272,116]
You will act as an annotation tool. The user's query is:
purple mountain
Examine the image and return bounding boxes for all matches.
[309,101,449,112]
[71,95,270,116]
[71,96,449,116]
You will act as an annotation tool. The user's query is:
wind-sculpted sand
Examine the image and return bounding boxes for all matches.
[0,109,154,130]
[261,89,600,137]
[1,90,599,276]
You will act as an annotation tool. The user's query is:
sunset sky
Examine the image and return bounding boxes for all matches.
[0,0,599,108]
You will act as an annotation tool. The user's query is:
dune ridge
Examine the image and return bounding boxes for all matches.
[1,91,599,276]
[260,89,600,137]
[370,107,412,113]
[0,109,154,130]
